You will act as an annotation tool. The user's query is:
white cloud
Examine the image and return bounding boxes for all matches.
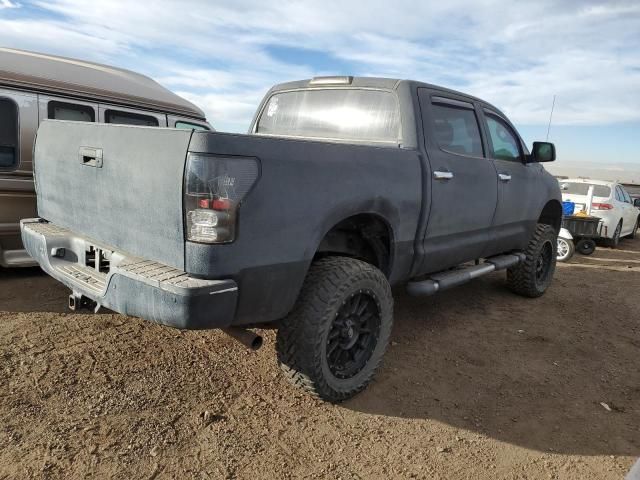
[177,91,262,133]
[0,0,638,132]
[0,0,20,9]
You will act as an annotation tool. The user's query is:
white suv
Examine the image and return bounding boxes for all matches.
[560,178,640,247]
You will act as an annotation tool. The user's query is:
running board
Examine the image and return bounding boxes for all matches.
[406,253,525,297]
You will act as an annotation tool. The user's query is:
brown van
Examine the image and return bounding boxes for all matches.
[0,47,210,267]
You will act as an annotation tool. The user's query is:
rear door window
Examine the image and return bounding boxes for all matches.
[0,98,18,168]
[430,100,484,157]
[48,101,95,122]
[485,113,522,161]
[105,110,159,126]
[256,89,400,144]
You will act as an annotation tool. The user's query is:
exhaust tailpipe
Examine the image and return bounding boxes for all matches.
[222,327,263,351]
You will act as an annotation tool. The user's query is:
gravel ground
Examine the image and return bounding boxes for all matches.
[1,239,639,479]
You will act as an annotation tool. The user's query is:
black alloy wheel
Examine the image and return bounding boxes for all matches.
[535,240,554,287]
[326,291,381,380]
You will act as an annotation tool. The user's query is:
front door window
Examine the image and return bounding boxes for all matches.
[485,113,522,162]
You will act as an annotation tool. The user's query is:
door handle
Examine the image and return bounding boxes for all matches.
[79,146,103,168]
[498,173,511,182]
[433,170,454,180]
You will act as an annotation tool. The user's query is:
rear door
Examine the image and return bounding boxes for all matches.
[417,89,498,273]
[481,108,540,255]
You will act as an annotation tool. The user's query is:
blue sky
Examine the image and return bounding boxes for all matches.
[1,0,639,179]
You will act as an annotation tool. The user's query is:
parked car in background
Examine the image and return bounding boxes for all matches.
[556,227,575,262]
[622,183,640,211]
[22,76,561,402]
[560,178,640,246]
[621,182,640,199]
[0,47,210,267]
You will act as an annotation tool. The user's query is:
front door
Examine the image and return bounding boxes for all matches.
[481,109,540,256]
[417,89,498,274]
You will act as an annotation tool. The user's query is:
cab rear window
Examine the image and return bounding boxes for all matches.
[256,89,400,144]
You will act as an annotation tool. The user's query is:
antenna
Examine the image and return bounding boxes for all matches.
[546,95,556,141]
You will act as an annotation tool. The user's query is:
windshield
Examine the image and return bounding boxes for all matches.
[560,182,611,198]
[255,89,401,144]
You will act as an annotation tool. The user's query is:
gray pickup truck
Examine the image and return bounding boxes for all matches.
[22,76,561,402]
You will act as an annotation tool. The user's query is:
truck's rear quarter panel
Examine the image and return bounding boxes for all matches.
[187,132,423,324]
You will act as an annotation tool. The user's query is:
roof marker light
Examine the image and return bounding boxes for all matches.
[309,76,353,86]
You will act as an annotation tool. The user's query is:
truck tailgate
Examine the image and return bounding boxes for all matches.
[34,120,192,270]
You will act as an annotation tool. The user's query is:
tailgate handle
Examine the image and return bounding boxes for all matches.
[79,147,103,168]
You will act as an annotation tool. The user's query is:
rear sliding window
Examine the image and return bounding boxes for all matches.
[560,182,611,198]
[0,98,18,168]
[256,89,400,143]
[105,110,159,127]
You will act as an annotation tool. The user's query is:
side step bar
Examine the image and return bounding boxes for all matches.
[406,253,525,297]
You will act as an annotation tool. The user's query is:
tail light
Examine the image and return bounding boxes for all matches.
[184,154,259,243]
[592,203,613,210]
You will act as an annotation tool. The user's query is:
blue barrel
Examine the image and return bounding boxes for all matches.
[562,201,575,216]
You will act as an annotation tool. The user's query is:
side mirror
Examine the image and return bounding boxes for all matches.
[634,198,640,208]
[529,141,556,163]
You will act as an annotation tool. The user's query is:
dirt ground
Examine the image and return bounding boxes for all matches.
[1,239,639,480]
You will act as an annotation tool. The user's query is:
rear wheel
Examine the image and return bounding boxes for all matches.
[276,257,393,403]
[507,223,557,298]
[626,217,639,240]
[609,221,622,248]
[556,236,575,262]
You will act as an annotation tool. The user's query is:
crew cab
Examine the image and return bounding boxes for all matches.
[22,76,561,402]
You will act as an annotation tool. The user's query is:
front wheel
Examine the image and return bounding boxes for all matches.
[507,223,557,298]
[557,236,575,262]
[276,257,393,403]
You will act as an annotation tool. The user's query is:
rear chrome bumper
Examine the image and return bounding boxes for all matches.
[20,218,237,329]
